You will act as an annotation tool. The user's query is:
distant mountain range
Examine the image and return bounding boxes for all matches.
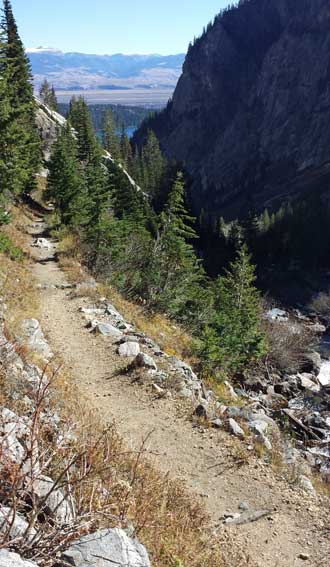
[27,48,185,92]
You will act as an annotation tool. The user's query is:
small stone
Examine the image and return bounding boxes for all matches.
[298,553,310,561]
[299,476,315,494]
[193,404,208,419]
[151,383,165,395]
[133,352,157,370]
[239,501,250,511]
[211,418,222,429]
[228,418,245,438]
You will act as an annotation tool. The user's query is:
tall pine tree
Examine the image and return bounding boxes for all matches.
[1,0,41,194]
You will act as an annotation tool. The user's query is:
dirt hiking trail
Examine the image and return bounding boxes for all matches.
[27,212,329,567]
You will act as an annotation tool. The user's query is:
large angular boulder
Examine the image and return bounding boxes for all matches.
[62,528,151,567]
[0,550,38,567]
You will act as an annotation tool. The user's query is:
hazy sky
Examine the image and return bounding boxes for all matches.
[10,0,230,54]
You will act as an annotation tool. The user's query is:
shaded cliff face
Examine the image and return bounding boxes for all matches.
[137,0,330,219]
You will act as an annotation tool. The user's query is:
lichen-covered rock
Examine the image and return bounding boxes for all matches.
[62,528,151,567]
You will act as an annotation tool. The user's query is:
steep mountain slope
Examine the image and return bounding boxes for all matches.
[27,48,184,91]
[136,0,330,219]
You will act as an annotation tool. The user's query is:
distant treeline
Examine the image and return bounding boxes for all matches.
[58,103,153,132]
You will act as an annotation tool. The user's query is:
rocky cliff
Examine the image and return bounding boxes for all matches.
[136,0,330,219]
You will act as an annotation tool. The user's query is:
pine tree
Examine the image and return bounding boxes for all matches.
[148,172,208,323]
[1,0,41,194]
[141,130,165,197]
[103,108,120,160]
[46,123,87,226]
[39,79,58,111]
[120,129,133,171]
[201,245,266,375]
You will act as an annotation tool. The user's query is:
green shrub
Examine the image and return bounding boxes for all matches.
[0,232,24,261]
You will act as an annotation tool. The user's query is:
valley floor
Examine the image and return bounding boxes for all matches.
[27,212,329,567]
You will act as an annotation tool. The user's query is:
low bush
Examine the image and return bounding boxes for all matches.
[0,232,23,261]
[263,319,315,373]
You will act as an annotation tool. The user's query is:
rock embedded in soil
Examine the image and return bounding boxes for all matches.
[133,352,157,371]
[118,342,140,357]
[228,418,245,438]
[62,528,151,567]
[93,322,123,338]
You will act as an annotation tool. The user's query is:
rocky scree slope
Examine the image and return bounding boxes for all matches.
[136,0,330,218]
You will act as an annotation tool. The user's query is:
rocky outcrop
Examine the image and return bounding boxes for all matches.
[136,0,330,219]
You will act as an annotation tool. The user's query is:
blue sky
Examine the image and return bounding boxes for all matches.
[10,0,230,54]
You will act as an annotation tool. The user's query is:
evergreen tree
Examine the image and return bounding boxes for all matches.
[201,245,266,375]
[120,129,133,171]
[103,108,120,160]
[47,124,88,226]
[141,130,165,197]
[39,79,58,111]
[1,0,41,194]
[147,172,209,323]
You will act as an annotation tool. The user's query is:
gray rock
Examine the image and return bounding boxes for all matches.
[31,475,75,524]
[302,351,322,374]
[118,342,140,357]
[239,501,250,511]
[299,475,315,494]
[211,418,223,429]
[0,408,29,463]
[62,528,151,567]
[93,322,123,338]
[298,374,320,393]
[79,307,105,316]
[0,550,38,567]
[178,386,193,399]
[133,352,157,371]
[265,308,288,322]
[20,319,53,360]
[228,418,245,438]
[31,237,52,249]
[0,507,36,542]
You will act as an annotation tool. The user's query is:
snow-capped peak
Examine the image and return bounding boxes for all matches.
[26,47,62,54]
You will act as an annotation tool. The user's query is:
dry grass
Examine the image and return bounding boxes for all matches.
[99,284,195,362]
[263,319,316,374]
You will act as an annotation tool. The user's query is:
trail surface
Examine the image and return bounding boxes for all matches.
[28,213,329,567]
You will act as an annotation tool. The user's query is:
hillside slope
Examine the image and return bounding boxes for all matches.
[136,0,330,219]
